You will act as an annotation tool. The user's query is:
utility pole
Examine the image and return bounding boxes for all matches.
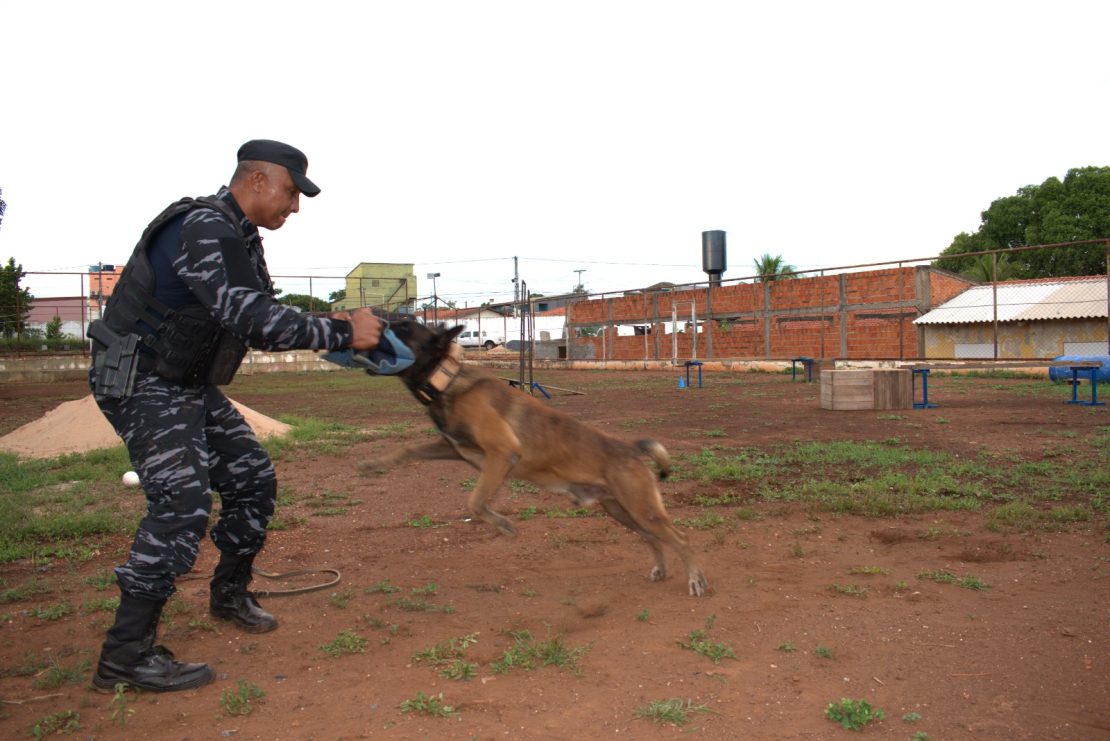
[574,268,587,292]
[427,272,441,324]
[512,256,519,317]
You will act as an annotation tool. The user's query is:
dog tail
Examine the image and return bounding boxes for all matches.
[636,439,670,480]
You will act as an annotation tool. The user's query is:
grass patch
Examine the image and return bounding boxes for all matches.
[677,615,736,663]
[828,584,867,598]
[264,416,371,459]
[490,630,591,675]
[674,513,727,530]
[320,629,368,657]
[0,448,137,564]
[413,633,479,680]
[28,709,81,738]
[220,680,265,716]
[399,691,458,718]
[634,698,716,726]
[917,570,991,591]
[31,657,91,690]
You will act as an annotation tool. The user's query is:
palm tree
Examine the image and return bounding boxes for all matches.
[959,253,1018,283]
[752,253,797,282]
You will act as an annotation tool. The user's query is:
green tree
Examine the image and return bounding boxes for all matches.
[328,288,346,303]
[45,315,64,340]
[278,293,323,313]
[936,167,1110,278]
[752,253,796,282]
[0,257,33,338]
[957,252,1019,283]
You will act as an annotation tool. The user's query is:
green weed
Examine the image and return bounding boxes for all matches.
[28,710,81,739]
[394,596,454,613]
[110,682,134,727]
[399,691,458,718]
[490,630,591,675]
[30,602,75,621]
[677,615,736,663]
[826,697,884,731]
[828,583,867,598]
[917,570,991,591]
[31,657,90,690]
[365,579,401,594]
[674,513,726,530]
[413,633,479,680]
[328,587,355,608]
[634,698,716,726]
[220,679,265,716]
[320,629,368,657]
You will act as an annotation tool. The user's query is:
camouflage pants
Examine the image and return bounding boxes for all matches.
[90,368,277,602]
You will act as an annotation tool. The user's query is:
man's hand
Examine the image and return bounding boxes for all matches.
[334,307,383,351]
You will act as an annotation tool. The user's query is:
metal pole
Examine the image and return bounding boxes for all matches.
[897,262,904,360]
[691,300,697,360]
[991,252,999,360]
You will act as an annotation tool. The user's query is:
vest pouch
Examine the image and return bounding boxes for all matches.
[205,330,248,386]
[152,307,223,384]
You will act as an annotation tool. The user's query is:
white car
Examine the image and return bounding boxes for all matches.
[455,329,501,350]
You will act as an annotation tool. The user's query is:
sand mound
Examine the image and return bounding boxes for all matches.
[0,395,291,460]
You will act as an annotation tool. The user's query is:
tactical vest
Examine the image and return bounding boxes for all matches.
[100,196,262,386]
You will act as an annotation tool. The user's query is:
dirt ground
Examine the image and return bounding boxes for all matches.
[1,366,1108,740]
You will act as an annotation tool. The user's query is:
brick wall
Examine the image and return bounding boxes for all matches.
[566,267,975,360]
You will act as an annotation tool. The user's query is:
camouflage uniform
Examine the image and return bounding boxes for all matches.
[91,187,351,602]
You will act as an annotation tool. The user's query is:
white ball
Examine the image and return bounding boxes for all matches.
[122,471,141,487]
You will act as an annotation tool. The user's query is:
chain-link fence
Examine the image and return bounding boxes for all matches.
[562,240,1109,363]
[5,241,1108,362]
[2,270,418,356]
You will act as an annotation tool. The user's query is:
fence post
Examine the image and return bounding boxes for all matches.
[991,252,999,359]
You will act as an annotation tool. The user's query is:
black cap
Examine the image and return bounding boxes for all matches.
[237,139,321,197]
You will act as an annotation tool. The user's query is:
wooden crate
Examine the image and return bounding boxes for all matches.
[820,369,912,411]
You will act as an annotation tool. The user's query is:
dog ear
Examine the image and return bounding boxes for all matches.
[444,325,465,343]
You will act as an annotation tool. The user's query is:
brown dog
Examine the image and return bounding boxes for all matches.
[357,319,708,597]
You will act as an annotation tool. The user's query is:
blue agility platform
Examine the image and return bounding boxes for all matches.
[683,360,703,389]
[791,357,814,383]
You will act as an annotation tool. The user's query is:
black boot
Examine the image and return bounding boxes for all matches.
[210,552,277,633]
[93,594,214,693]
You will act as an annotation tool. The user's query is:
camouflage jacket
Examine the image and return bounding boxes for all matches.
[173,186,351,352]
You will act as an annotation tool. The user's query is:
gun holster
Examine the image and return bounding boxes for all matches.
[88,319,141,399]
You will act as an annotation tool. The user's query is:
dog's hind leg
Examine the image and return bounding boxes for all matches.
[598,499,668,582]
[608,472,708,597]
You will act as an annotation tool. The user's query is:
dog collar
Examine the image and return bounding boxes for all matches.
[415,343,463,405]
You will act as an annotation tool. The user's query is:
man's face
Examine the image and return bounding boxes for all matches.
[252,164,301,231]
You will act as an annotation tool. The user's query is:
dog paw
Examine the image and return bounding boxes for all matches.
[649,565,666,582]
[688,574,708,597]
[494,518,519,537]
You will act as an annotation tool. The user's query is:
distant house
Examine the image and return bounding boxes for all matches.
[331,263,417,312]
[26,296,89,339]
[913,276,1109,358]
[419,306,567,344]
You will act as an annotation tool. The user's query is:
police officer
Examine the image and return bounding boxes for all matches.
[88,140,382,693]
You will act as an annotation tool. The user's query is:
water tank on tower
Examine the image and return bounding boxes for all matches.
[702,230,726,286]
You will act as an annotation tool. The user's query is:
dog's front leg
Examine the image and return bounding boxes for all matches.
[467,455,518,536]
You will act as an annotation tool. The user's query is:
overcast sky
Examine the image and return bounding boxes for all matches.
[2,1,1108,307]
